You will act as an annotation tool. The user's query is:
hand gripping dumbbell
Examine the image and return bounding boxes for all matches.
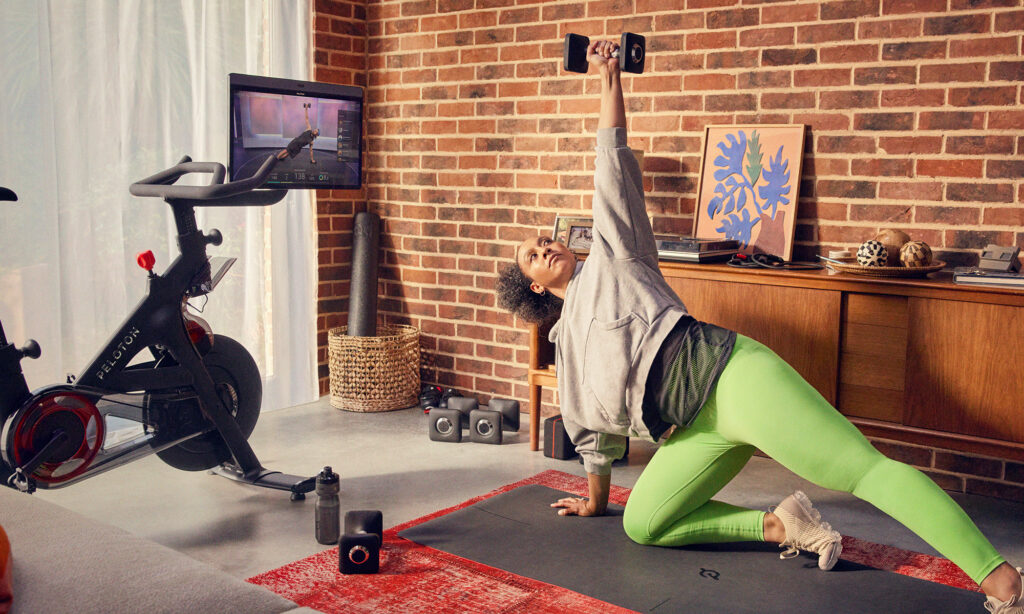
[563,32,646,74]
[339,510,383,574]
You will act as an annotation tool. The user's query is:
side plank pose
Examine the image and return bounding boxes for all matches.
[496,39,1023,614]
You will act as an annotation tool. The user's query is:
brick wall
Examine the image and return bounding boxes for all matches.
[311,1,1024,498]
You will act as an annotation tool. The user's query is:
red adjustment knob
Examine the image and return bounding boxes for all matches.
[137,250,156,271]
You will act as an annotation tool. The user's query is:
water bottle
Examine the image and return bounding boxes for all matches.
[314,466,340,545]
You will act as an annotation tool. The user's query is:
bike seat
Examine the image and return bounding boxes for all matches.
[0,187,16,202]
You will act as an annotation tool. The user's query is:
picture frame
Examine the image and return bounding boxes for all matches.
[695,124,806,261]
[552,215,594,256]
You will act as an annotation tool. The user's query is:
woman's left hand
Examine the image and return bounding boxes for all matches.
[550,496,602,517]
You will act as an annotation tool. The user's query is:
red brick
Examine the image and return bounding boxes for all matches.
[798,22,857,44]
[858,17,921,39]
[849,203,913,223]
[949,36,1019,58]
[740,26,794,48]
[917,159,984,178]
[737,70,792,89]
[851,158,913,177]
[762,3,818,24]
[947,182,1015,203]
[988,160,1024,179]
[817,136,877,154]
[916,206,981,225]
[854,65,916,85]
[855,112,914,131]
[919,62,986,84]
[820,43,879,64]
[965,479,1024,503]
[946,136,1015,156]
[684,73,736,91]
[882,0,944,13]
[761,91,816,109]
[995,10,1024,32]
[821,0,880,20]
[706,50,759,69]
[924,471,966,493]
[989,111,1024,130]
[878,181,943,201]
[881,88,945,108]
[924,13,991,36]
[882,40,946,61]
[686,30,737,51]
[794,68,851,87]
[949,87,1018,107]
[918,111,985,131]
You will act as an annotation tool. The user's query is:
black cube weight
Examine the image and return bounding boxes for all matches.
[429,407,462,443]
[469,409,503,445]
[488,398,520,432]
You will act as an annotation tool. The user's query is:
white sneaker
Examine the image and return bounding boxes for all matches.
[772,491,843,571]
[984,568,1024,613]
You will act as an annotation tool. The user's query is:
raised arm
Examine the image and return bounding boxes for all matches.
[588,40,626,131]
[587,40,655,260]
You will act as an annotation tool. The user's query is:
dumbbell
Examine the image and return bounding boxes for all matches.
[427,397,521,444]
[339,510,383,574]
[563,32,646,74]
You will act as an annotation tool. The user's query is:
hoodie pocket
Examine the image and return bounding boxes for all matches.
[583,313,646,425]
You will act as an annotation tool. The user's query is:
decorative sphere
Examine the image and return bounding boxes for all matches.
[857,240,888,267]
[872,228,911,266]
[900,241,933,267]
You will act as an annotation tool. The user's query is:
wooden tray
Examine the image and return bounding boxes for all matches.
[826,257,946,278]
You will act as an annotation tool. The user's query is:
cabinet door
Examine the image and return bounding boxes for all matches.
[906,298,1024,444]
[665,278,841,404]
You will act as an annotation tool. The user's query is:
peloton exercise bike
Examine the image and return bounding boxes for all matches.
[0,134,318,499]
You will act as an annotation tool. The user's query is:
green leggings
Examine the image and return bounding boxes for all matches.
[622,335,1004,585]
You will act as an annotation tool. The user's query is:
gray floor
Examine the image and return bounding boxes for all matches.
[36,396,1024,582]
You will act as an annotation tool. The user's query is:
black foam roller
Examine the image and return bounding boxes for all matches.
[348,211,380,337]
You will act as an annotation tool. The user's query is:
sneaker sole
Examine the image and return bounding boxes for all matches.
[790,491,843,571]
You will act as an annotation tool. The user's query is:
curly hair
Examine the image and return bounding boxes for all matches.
[496,260,563,324]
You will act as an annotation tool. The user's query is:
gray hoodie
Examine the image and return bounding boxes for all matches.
[549,127,688,475]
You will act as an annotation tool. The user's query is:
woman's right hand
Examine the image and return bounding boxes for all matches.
[586,39,620,76]
[550,496,604,517]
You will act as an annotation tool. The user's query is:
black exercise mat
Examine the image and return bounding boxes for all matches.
[399,484,981,613]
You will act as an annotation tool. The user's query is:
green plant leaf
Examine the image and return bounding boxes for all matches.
[745,130,763,186]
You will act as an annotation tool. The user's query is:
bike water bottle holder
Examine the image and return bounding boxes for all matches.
[187,256,236,297]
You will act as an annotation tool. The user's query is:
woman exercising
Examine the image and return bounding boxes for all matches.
[495,39,1023,613]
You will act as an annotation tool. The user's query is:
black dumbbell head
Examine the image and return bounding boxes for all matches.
[487,398,520,432]
[429,408,462,443]
[469,409,503,445]
[563,33,590,73]
[339,532,380,574]
[620,32,646,74]
[344,509,383,539]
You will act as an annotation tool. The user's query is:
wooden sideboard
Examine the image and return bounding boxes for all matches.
[527,262,1024,463]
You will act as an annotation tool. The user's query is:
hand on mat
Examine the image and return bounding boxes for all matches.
[551,496,602,517]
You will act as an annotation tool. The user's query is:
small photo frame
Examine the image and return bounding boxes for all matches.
[552,215,594,255]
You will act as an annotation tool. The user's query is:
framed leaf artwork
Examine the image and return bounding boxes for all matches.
[695,125,806,261]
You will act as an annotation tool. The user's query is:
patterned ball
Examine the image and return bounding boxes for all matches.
[873,228,911,266]
[857,240,888,267]
[900,241,933,267]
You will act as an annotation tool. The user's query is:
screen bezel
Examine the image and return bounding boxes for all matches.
[228,73,364,190]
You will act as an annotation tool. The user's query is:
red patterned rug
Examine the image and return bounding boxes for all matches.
[247,469,980,613]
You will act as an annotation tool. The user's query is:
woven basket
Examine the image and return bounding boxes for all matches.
[827,257,946,278]
[328,325,420,412]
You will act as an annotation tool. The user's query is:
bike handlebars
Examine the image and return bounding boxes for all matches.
[129,131,316,208]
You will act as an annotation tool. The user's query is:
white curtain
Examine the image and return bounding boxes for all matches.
[0,0,317,411]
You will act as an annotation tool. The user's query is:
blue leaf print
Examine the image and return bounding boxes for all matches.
[715,207,760,247]
[757,145,792,220]
[712,132,747,182]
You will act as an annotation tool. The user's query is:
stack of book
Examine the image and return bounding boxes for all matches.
[953,267,1024,289]
[655,236,740,263]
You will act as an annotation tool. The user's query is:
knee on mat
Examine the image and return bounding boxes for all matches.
[622,508,658,546]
